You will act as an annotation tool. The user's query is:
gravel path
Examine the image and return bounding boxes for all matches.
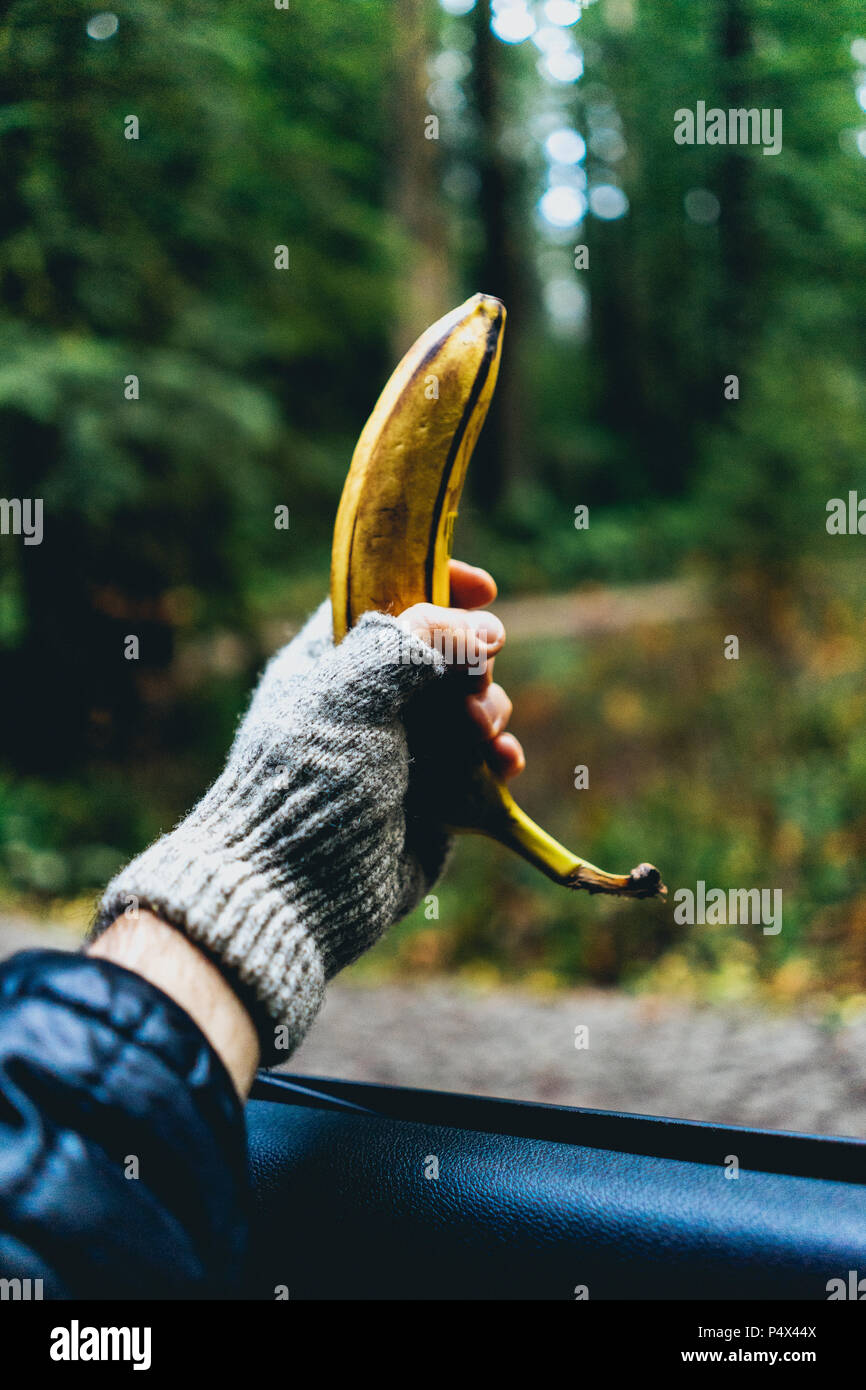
[2,914,864,1138]
[289,981,866,1139]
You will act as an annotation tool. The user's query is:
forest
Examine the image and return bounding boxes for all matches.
[1,0,865,1012]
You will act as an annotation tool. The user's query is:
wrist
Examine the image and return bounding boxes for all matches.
[93,837,327,1065]
[87,911,260,1097]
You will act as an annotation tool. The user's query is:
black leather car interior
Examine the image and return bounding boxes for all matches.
[245,1073,866,1299]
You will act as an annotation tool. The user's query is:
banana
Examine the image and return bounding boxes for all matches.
[331,293,666,899]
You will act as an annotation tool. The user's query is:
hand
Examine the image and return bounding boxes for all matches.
[397,559,525,782]
[92,562,520,1066]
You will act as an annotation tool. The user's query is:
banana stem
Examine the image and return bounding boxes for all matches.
[462,775,667,900]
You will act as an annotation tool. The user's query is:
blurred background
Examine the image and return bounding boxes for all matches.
[2,0,866,1134]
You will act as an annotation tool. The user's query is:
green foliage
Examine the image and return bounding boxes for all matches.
[0,0,398,630]
[364,559,866,1005]
[1,1,865,1008]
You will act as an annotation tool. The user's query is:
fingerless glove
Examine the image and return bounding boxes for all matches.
[93,602,450,1062]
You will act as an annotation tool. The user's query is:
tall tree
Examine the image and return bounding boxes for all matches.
[467,0,528,507]
[389,0,453,354]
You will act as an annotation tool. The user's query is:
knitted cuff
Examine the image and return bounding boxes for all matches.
[93,837,326,1063]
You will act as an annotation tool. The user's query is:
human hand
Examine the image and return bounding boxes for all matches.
[93,560,520,1063]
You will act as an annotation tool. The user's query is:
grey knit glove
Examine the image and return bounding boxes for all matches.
[93,601,451,1062]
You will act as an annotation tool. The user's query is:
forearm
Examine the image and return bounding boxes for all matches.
[88,911,260,1098]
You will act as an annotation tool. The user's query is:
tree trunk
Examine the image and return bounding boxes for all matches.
[718,0,758,368]
[468,0,526,507]
[389,0,452,355]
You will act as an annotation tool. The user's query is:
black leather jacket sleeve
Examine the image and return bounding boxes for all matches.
[0,950,250,1298]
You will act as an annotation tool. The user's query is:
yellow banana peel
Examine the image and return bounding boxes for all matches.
[331,293,666,900]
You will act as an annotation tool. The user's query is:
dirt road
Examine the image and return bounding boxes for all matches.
[2,913,864,1137]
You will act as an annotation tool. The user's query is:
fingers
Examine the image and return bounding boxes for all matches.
[406,557,500,675]
[397,602,504,673]
[466,683,525,781]
[398,567,525,782]
[487,732,526,781]
[451,558,496,690]
[465,680,512,740]
[448,559,497,610]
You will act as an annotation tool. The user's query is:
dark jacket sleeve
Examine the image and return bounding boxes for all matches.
[0,950,250,1299]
